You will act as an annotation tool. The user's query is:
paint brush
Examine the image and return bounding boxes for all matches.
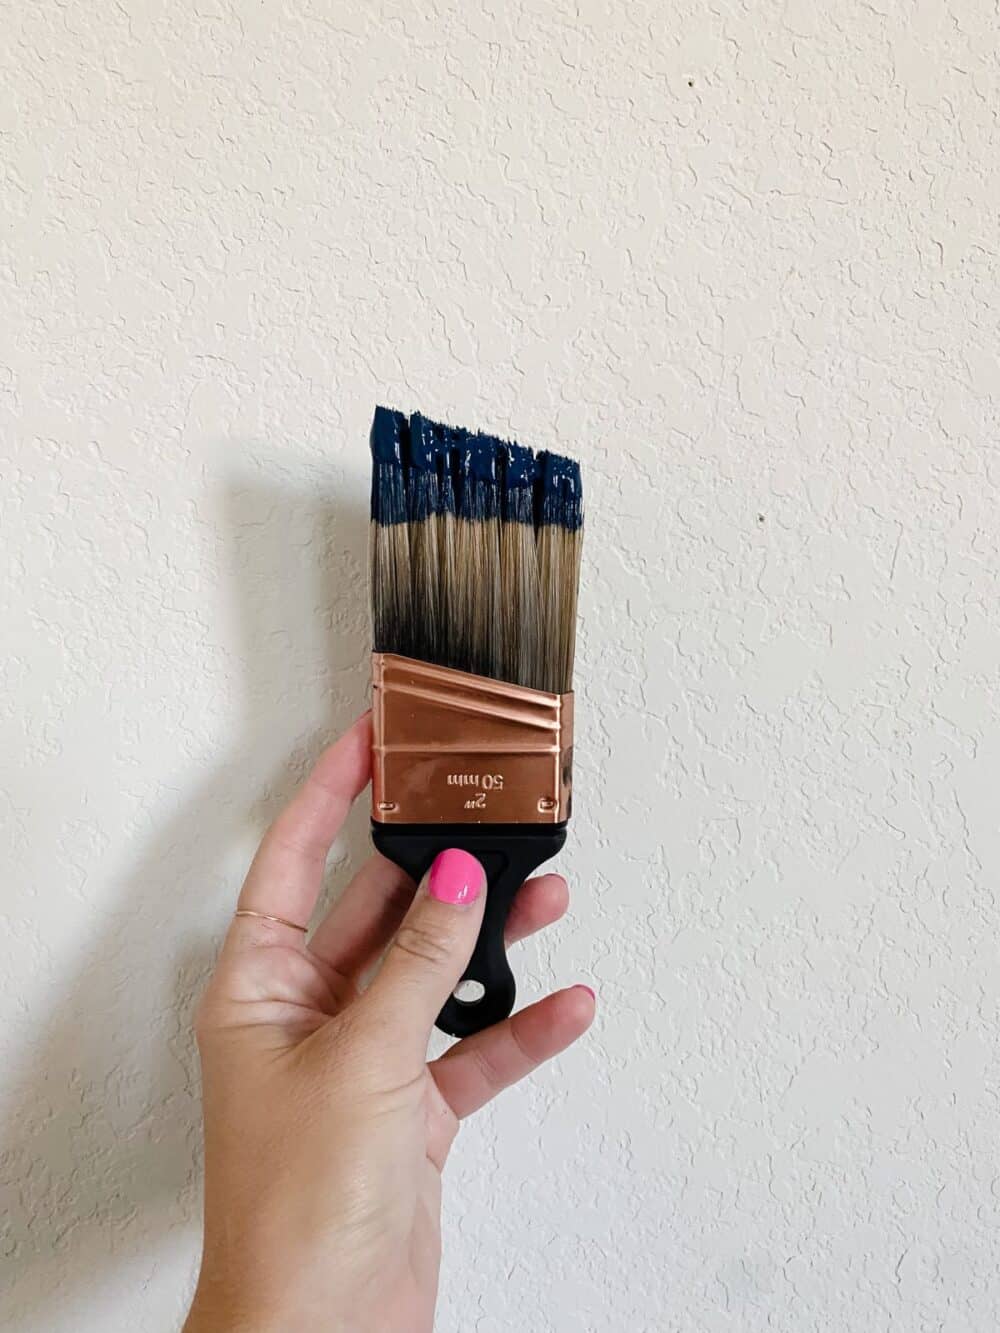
[368,406,583,1037]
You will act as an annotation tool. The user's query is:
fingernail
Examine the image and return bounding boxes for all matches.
[574,984,596,1001]
[428,849,484,906]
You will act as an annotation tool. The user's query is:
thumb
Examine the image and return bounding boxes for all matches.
[364,848,486,1047]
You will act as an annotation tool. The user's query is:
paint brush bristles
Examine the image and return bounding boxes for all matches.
[406,414,442,662]
[455,434,502,681]
[369,407,583,693]
[369,407,412,657]
[499,442,540,687]
[536,451,583,693]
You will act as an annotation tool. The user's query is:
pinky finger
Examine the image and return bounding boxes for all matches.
[429,985,595,1120]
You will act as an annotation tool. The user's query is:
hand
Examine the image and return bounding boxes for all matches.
[183,714,594,1333]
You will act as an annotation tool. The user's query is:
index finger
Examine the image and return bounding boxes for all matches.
[232,712,372,945]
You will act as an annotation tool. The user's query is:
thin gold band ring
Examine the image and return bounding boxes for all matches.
[234,908,308,934]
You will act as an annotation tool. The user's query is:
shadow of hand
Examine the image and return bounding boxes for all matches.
[1,475,372,1331]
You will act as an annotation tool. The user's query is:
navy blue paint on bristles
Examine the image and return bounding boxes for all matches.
[371,406,406,464]
[536,450,583,531]
[407,413,441,523]
[436,422,458,517]
[372,405,582,533]
[503,442,535,487]
[370,406,409,526]
[500,441,536,524]
[464,434,498,482]
[408,413,438,471]
[457,434,500,522]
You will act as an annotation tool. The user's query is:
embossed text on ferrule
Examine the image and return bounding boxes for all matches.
[370,653,573,825]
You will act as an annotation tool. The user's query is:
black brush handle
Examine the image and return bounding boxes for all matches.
[371,822,567,1038]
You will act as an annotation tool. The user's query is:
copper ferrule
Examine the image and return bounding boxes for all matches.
[371,653,573,824]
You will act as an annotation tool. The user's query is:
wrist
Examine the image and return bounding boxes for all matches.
[185,1301,354,1333]
[184,1295,277,1333]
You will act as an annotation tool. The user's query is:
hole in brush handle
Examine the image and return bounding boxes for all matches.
[370,822,567,1039]
[453,979,486,1004]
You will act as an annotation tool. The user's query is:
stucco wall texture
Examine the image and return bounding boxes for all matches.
[4,2,999,1330]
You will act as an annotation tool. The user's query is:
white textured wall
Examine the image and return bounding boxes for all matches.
[3,2,999,1330]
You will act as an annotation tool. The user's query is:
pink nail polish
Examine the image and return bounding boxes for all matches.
[428,849,485,905]
[574,984,596,1001]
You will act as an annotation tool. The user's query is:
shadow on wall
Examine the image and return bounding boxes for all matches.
[1,473,373,1330]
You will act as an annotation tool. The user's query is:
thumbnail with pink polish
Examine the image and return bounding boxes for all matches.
[428,849,484,905]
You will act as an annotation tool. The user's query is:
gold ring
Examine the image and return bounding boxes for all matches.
[234,908,308,933]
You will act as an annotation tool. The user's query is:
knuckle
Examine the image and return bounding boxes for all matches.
[392,921,455,970]
[470,1043,506,1092]
[508,1016,535,1065]
[261,817,325,867]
